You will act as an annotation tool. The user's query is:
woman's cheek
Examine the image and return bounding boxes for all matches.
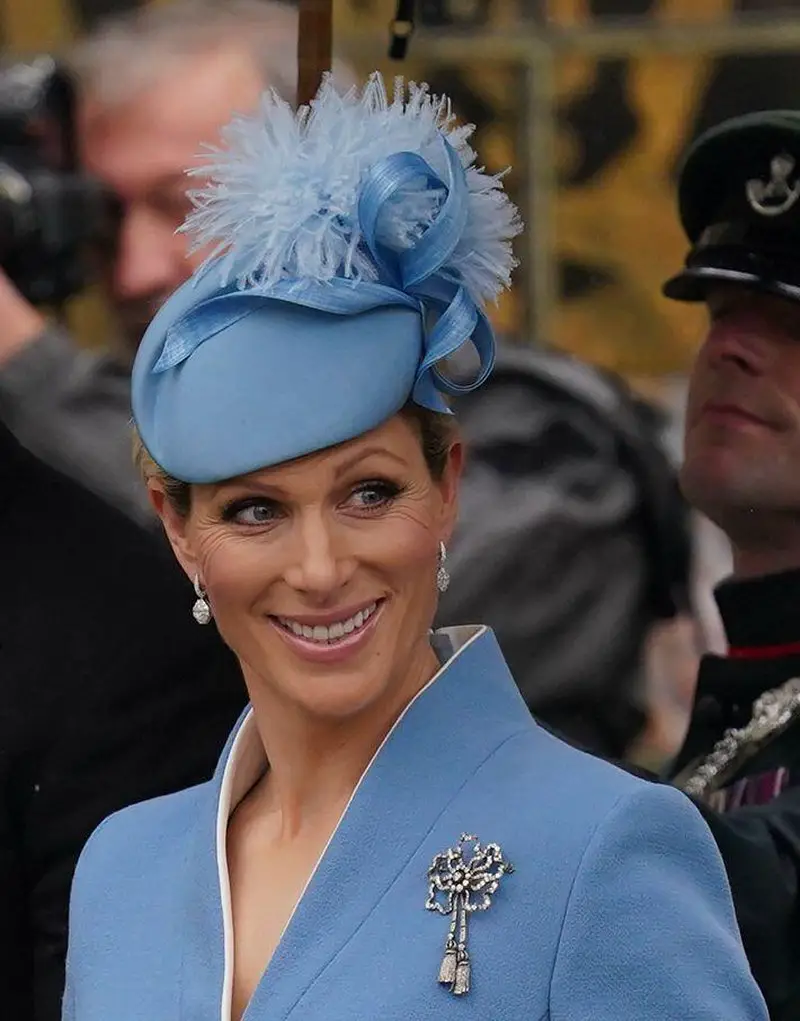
[195,530,280,609]
[359,507,440,571]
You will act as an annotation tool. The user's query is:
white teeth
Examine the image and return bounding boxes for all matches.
[277,602,378,643]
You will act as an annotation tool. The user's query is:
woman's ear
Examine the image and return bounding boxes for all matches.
[148,483,198,583]
[439,438,464,545]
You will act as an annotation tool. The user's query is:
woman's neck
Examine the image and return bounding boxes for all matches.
[242,640,441,840]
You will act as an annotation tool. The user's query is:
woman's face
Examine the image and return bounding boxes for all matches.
[155,414,462,720]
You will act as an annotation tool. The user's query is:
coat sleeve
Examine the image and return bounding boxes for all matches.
[549,782,767,1020]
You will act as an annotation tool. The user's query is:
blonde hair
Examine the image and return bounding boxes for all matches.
[133,428,193,515]
[133,403,459,516]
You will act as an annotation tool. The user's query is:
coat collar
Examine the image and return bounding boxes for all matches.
[179,625,535,1021]
[714,567,800,654]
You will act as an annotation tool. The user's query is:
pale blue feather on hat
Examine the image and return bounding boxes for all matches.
[131,72,522,483]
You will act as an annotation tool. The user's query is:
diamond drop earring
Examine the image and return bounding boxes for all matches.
[192,574,211,625]
[437,541,450,593]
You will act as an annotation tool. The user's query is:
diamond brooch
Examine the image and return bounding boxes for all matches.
[425,833,514,996]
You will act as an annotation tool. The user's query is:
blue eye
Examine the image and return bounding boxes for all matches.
[350,480,402,510]
[222,498,280,525]
[237,504,276,525]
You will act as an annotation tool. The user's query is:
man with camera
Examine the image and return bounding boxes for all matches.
[0,0,304,525]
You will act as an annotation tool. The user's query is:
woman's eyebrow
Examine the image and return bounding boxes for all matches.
[332,446,408,479]
[208,446,409,500]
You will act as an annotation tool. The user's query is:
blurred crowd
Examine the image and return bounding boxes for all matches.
[3,1,799,1020]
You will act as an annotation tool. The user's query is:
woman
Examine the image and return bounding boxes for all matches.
[62,74,766,1021]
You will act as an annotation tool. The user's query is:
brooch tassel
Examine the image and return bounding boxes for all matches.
[453,950,471,996]
[438,937,458,985]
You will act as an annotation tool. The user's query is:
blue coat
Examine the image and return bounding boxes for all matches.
[63,626,766,1020]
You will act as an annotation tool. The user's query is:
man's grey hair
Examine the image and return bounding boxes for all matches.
[69,0,354,108]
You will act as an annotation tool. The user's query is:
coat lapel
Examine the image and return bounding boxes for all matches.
[244,626,535,1019]
[178,707,252,1021]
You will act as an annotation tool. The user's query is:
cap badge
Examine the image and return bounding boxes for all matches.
[746,153,800,217]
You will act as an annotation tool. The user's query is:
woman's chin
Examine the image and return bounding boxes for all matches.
[277,668,394,721]
[250,604,399,718]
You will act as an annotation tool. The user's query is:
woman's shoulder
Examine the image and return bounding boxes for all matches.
[429,720,725,963]
[498,720,661,807]
[71,781,211,901]
[483,722,705,857]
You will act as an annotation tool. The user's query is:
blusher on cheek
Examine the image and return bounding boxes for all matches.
[195,538,284,675]
[193,531,278,618]
[358,506,440,577]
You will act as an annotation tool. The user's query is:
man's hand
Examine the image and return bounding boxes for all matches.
[0,269,46,368]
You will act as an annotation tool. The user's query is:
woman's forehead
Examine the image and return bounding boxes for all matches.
[201,416,419,495]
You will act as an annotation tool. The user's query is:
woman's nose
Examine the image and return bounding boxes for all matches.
[283,517,354,597]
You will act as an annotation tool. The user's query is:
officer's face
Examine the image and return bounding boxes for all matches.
[79,47,265,354]
[682,285,800,540]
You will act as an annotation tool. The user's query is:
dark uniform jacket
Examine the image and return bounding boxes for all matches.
[0,423,247,1021]
[670,569,800,1021]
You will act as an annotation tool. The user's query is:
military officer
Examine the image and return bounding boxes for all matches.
[664,110,800,1021]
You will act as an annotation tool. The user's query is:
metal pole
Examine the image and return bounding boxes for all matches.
[524,40,558,346]
[298,0,334,106]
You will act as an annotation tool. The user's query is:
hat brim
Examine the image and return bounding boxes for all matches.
[133,297,426,483]
[663,256,800,305]
[663,265,762,302]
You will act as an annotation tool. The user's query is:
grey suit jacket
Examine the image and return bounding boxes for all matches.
[0,325,153,525]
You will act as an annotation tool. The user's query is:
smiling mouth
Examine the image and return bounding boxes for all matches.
[272,600,384,645]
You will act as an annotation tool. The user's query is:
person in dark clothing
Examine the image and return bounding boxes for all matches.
[0,421,246,1021]
[663,110,800,1021]
[437,343,692,759]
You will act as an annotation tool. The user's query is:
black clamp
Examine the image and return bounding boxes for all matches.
[389,0,415,59]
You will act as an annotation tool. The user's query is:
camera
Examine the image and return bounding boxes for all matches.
[0,56,119,306]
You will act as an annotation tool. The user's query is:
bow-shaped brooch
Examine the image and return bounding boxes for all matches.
[425,832,514,996]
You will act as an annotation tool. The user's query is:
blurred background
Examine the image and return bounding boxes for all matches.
[24,0,797,383]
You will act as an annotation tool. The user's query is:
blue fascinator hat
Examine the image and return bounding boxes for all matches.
[132,72,522,483]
